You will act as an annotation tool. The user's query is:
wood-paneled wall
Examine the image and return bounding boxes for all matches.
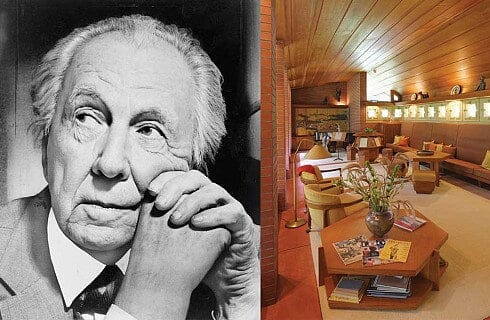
[291,82,347,105]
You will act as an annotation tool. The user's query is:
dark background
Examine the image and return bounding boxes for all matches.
[0,0,260,223]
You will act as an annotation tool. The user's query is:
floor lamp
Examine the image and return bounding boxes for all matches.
[286,140,331,228]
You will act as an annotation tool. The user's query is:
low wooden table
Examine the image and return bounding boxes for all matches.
[319,208,448,310]
[405,151,451,186]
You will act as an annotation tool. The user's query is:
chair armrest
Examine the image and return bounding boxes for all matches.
[338,193,364,207]
[320,167,341,174]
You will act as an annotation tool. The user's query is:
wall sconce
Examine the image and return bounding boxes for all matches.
[483,102,490,118]
[367,106,378,119]
[394,108,402,118]
[465,103,477,118]
[427,106,435,118]
[438,105,446,118]
[380,108,389,118]
[448,101,462,119]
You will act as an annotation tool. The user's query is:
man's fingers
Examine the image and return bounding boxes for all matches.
[147,171,186,196]
[169,183,232,225]
[154,170,211,211]
[189,202,252,236]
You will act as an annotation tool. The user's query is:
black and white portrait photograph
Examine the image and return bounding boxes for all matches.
[0,1,260,319]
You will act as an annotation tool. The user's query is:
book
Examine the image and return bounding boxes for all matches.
[366,276,412,299]
[332,235,367,265]
[379,239,411,263]
[394,216,427,232]
[361,239,395,267]
[328,276,371,304]
[359,137,368,148]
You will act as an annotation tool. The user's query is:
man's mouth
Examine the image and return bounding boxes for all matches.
[82,199,140,211]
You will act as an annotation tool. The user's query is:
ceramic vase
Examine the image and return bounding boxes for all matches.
[365,209,394,238]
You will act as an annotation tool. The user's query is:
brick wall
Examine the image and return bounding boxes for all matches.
[260,0,278,306]
[275,41,286,211]
[347,72,367,132]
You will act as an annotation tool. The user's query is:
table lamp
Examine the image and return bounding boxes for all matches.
[286,140,331,228]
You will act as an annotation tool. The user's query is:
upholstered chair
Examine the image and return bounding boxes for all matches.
[304,184,367,233]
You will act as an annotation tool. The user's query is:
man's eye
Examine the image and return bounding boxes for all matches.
[74,110,102,126]
[137,125,164,138]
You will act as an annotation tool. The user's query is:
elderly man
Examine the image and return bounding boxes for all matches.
[0,15,259,320]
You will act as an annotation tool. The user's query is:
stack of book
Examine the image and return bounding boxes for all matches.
[366,275,412,299]
[328,276,369,304]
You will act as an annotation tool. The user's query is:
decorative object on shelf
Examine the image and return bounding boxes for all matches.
[363,127,374,134]
[476,75,486,91]
[417,92,429,99]
[339,160,406,238]
[410,93,418,101]
[287,139,331,229]
[450,84,462,95]
[335,88,341,102]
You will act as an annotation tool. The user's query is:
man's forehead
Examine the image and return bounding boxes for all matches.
[69,31,193,87]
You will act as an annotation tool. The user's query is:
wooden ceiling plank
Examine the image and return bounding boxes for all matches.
[300,0,326,87]
[372,52,490,95]
[359,0,465,71]
[335,0,428,75]
[368,0,485,76]
[305,0,356,87]
[314,0,402,85]
[372,23,490,87]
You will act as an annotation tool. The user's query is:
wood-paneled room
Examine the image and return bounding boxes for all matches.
[260,1,490,319]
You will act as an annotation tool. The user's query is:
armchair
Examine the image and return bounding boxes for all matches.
[304,184,367,233]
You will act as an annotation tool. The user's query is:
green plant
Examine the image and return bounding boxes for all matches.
[337,162,403,212]
[363,127,374,134]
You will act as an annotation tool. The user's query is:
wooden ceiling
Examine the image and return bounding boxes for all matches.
[276,0,490,100]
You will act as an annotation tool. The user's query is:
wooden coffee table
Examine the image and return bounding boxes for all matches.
[319,208,448,310]
[405,151,451,186]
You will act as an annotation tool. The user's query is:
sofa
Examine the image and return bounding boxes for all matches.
[385,122,490,185]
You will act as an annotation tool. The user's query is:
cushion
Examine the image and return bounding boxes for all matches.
[482,150,490,170]
[397,136,410,147]
[442,145,457,158]
[393,135,403,144]
[434,143,444,152]
[300,171,317,181]
[422,141,434,151]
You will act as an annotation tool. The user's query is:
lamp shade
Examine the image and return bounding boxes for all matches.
[304,144,331,160]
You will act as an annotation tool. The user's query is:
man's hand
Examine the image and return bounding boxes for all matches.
[115,170,260,320]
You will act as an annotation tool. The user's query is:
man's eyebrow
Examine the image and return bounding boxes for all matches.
[68,87,104,106]
[130,110,168,126]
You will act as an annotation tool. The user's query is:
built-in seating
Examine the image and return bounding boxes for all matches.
[386,122,490,185]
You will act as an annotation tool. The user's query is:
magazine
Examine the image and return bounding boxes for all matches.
[394,216,427,232]
[332,235,367,265]
[379,239,411,263]
[361,239,395,267]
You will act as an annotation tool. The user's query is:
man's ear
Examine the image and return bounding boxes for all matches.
[41,136,49,180]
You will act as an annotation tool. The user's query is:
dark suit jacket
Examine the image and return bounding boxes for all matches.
[0,188,214,320]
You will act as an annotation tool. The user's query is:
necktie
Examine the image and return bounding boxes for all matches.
[72,265,123,318]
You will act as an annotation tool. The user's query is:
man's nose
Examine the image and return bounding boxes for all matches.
[91,128,130,180]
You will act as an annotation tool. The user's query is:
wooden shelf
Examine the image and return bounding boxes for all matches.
[394,89,490,106]
[327,276,433,310]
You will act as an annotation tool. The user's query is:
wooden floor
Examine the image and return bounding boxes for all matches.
[261,176,323,320]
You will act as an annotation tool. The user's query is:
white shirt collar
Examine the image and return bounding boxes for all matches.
[47,209,130,307]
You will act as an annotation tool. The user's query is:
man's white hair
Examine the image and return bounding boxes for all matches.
[30,14,226,168]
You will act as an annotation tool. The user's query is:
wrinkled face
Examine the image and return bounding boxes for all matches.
[43,32,194,255]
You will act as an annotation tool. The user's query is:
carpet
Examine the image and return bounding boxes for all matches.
[309,161,490,320]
